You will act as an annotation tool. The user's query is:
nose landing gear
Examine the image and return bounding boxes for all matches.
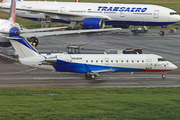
[162,72,166,78]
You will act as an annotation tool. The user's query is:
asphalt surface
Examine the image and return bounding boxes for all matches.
[0,28,180,88]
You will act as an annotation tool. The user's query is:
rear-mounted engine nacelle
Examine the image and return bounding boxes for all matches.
[83,18,105,29]
[9,27,20,36]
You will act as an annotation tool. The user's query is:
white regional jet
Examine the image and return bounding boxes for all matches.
[8,35,177,79]
[0,0,121,48]
[1,0,180,35]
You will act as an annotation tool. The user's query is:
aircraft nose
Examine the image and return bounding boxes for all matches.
[170,63,178,70]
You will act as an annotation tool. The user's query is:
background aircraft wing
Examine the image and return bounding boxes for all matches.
[14,7,110,20]
[21,28,121,38]
[21,26,67,33]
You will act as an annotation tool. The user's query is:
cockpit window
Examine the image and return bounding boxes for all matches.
[170,12,178,15]
[158,58,167,61]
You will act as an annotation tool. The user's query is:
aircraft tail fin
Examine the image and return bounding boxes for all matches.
[8,36,41,58]
[1,0,11,3]
[8,0,16,24]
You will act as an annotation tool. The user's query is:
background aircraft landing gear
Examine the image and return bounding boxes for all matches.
[159,30,164,35]
[162,72,166,78]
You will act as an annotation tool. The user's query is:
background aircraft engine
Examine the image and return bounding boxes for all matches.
[112,24,130,28]
[9,27,20,36]
[83,18,105,29]
[26,37,39,48]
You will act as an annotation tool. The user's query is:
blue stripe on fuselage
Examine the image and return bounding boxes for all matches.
[105,20,176,26]
[53,60,142,73]
[21,17,175,26]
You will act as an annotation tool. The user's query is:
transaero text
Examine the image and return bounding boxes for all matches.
[98,6,147,12]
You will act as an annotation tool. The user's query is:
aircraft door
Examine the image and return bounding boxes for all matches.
[105,58,109,65]
[60,7,65,13]
[21,6,26,14]
[120,11,125,17]
[146,59,152,69]
[154,10,159,18]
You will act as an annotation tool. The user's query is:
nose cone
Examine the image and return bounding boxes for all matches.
[178,15,180,21]
[170,63,178,70]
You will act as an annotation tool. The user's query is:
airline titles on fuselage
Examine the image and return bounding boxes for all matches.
[97,6,147,12]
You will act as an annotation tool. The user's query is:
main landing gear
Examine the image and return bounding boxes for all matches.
[85,73,99,80]
[159,29,165,35]
[162,72,166,78]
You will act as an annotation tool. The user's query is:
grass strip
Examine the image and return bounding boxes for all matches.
[0,87,179,120]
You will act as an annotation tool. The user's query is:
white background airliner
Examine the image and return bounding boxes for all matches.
[8,35,177,79]
[1,0,180,34]
[0,0,121,48]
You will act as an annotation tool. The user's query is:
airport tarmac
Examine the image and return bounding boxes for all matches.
[0,28,180,88]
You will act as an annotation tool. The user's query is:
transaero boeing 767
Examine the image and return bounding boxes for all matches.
[0,0,180,34]
[0,0,121,48]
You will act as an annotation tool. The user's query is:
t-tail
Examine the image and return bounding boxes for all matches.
[8,36,41,58]
[8,0,16,24]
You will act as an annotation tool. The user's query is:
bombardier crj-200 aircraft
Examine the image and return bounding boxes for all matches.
[8,35,177,79]
[0,0,120,48]
[0,0,180,35]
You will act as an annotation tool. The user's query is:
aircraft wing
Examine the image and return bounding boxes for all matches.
[91,69,115,73]
[0,53,18,61]
[21,28,121,38]
[21,26,67,33]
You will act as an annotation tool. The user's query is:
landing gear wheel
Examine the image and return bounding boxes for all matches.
[162,72,166,78]
[159,31,164,35]
[85,74,96,80]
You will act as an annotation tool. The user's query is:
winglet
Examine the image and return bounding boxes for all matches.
[8,0,16,24]
[8,36,41,58]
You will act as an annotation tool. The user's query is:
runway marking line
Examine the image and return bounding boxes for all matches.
[0,68,37,75]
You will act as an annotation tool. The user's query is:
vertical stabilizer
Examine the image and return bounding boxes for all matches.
[8,36,41,58]
[8,0,16,24]
[1,0,11,3]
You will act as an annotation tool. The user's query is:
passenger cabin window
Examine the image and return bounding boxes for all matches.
[121,60,123,63]
[101,60,103,63]
[96,60,98,63]
[111,60,113,63]
[158,58,166,61]
[127,60,128,63]
[91,60,93,63]
[116,60,118,63]
[137,60,139,63]
[132,60,134,63]
[86,60,88,63]
[170,12,178,15]
[142,60,144,63]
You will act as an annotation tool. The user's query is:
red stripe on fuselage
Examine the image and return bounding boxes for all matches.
[143,69,171,72]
